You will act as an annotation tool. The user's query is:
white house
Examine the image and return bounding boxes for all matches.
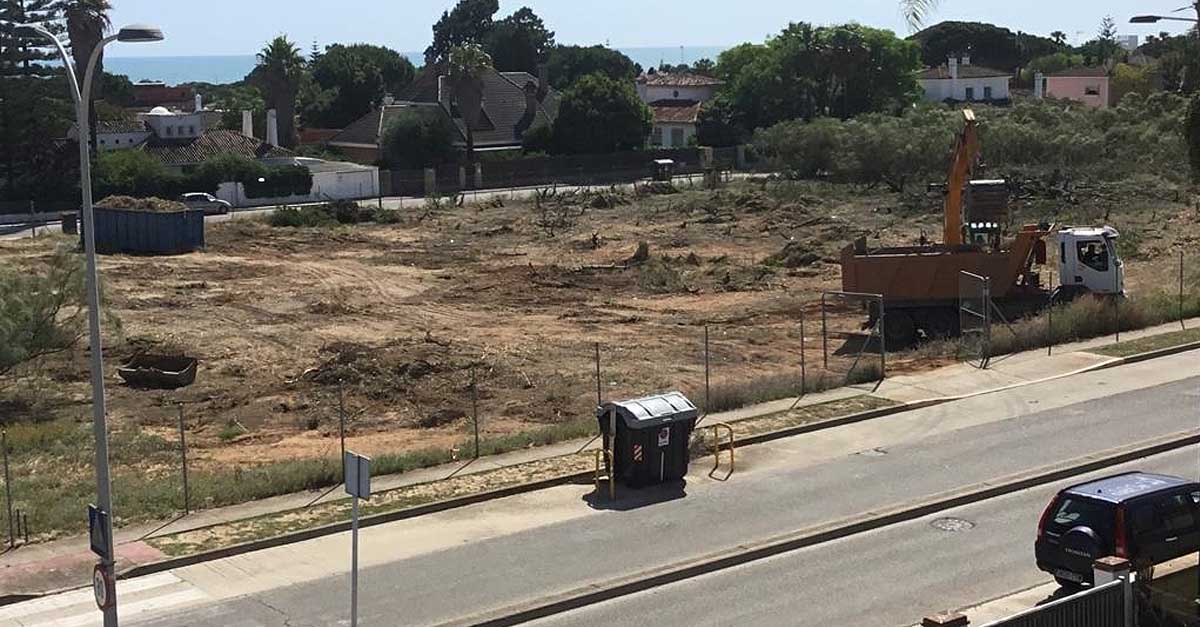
[635,72,724,148]
[918,56,1011,104]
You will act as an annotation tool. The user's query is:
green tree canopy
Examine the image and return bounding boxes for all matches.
[251,36,305,148]
[484,7,555,74]
[425,0,499,63]
[544,45,637,89]
[0,247,88,379]
[550,72,651,154]
[909,21,1065,72]
[306,44,414,128]
[717,22,921,135]
[382,110,458,169]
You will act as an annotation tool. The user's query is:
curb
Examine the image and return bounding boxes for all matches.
[1092,339,1200,368]
[443,429,1200,627]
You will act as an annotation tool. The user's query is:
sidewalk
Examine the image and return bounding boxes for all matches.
[2,316,1197,601]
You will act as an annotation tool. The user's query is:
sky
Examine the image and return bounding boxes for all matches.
[105,0,1197,58]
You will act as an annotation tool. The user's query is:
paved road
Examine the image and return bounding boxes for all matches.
[529,447,1200,627]
[6,356,1199,626]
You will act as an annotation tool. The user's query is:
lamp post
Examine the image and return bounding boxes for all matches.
[7,20,163,627]
[1130,14,1198,23]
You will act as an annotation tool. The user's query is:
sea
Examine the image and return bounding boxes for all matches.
[105,46,729,85]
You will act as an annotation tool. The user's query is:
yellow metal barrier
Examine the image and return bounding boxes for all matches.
[709,423,735,480]
[591,448,615,499]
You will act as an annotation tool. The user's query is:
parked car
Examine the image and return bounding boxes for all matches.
[179,193,231,215]
[1035,472,1200,588]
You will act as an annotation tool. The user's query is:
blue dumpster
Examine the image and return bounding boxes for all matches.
[88,207,205,255]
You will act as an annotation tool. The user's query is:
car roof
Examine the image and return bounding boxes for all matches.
[1064,472,1193,504]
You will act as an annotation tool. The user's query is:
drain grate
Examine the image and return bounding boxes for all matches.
[930,517,976,532]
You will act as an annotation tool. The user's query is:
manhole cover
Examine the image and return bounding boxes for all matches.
[930,517,976,532]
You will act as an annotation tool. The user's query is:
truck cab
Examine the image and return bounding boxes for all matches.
[1057,227,1124,297]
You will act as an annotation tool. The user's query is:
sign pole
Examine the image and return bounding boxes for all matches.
[177,405,190,515]
[3,430,13,549]
[351,494,359,627]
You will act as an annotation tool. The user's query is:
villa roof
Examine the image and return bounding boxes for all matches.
[649,99,703,124]
[637,72,724,87]
[140,129,294,167]
[918,64,1011,80]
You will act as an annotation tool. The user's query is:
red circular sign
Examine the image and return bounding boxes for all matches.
[93,564,114,610]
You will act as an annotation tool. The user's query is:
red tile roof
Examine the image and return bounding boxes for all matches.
[140,130,293,167]
[637,72,724,87]
[649,99,702,124]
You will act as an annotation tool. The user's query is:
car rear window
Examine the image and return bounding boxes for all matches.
[1047,496,1112,535]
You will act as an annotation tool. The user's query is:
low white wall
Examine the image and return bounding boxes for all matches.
[215,167,380,207]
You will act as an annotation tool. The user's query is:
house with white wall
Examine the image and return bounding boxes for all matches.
[635,72,723,148]
[918,56,1011,104]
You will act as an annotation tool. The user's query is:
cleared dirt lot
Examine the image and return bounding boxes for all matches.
[1,178,1196,475]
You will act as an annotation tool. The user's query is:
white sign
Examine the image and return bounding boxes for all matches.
[93,564,112,610]
[344,451,372,500]
[658,427,670,447]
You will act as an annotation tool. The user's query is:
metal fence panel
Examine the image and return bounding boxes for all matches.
[819,291,886,390]
[981,580,1125,627]
[959,271,991,368]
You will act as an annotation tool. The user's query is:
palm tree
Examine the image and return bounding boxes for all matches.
[1050,31,1068,46]
[65,0,111,149]
[900,0,938,30]
[448,44,493,163]
[254,36,305,148]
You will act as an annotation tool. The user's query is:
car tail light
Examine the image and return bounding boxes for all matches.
[1038,497,1057,538]
[1114,506,1128,558]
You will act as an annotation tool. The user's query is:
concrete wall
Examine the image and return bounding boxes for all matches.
[650,123,696,148]
[1045,76,1111,109]
[919,76,1011,103]
[215,167,380,207]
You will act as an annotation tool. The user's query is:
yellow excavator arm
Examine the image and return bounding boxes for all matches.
[944,109,980,247]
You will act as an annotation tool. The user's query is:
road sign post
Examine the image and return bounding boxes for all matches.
[344,451,371,627]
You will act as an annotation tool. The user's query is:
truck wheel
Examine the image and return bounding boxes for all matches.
[883,311,917,347]
[921,308,960,339]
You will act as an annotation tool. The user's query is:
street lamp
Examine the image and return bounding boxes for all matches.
[1130,14,1199,23]
[6,19,163,627]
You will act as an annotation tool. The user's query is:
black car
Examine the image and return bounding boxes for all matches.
[1036,472,1200,587]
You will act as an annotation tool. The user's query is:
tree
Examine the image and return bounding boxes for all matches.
[382,109,457,169]
[544,45,637,89]
[252,36,305,148]
[1111,64,1154,103]
[307,44,389,128]
[448,44,493,162]
[691,58,716,76]
[425,0,498,63]
[719,22,920,132]
[900,0,938,30]
[65,0,111,148]
[484,7,554,74]
[192,153,268,190]
[93,149,185,198]
[1092,15,1122,66]
[1051,31,1067,46]
[551,72,651,154]
[910,21,1063,73]
[1189,93,1200,182]
[0,246,89,379]
[1,0,67,77]
[696,95,743,147]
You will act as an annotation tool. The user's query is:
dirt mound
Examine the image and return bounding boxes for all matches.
[95,196,188,213]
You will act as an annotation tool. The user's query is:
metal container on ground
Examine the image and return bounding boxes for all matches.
[597,392,698,488]
[60,212,78,235]
[87,207,205,255]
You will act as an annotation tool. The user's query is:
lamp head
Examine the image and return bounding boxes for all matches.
[116,24,164,43]
[1129,15,1163,23]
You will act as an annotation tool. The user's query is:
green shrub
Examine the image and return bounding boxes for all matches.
[268,206,335,228]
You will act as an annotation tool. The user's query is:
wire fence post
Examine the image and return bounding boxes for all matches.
[821,293,829,370]
[471,364,480,459]
[177,404,190,515]
[338,379,347,463]
[879,298,887,381]
[1047,294,1054,357]
[799,306,807,396]
[594,343,602,409]
[1181,250,1187,331]
[2,430,13,549]
[703,325,711,414]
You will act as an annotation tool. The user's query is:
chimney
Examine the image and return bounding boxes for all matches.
[520,81,539,131]
[266,109,279,147]
[961,55,971,66]
[537,63,549,100]
[948,56,959,80]
[437,75,451,112]
[1034,72,1045,99]
[194,93,203,112]
[242,110,254,137]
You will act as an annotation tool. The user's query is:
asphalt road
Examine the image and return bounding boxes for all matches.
[528,446,1200,627]
[100,371,1200,627]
